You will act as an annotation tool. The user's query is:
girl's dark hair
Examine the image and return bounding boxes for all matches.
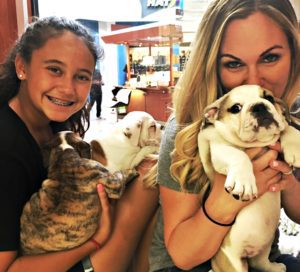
[0,16,103,137]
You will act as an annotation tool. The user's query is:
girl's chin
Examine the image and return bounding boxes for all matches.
[47,112,74,123]
[45,107,80,122]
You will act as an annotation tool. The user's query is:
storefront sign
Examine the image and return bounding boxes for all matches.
[147,0,172,8]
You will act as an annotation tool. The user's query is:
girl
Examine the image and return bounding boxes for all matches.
[0,16,158,272]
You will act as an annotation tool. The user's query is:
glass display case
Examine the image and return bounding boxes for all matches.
[101,23,183,121]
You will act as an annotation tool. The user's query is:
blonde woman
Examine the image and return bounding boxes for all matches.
[149,0,300,271]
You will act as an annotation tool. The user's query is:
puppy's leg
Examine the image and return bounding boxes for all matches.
[212,245,248,272]
[210,143,257,200]
[129,146,158,169]
[249,246,286,272]
[280,126,300,167]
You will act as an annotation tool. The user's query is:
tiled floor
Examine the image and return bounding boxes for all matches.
[84,105,120,142]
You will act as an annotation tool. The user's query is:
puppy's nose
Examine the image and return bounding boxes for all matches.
[160,124,165,130]
[251,103,268,113]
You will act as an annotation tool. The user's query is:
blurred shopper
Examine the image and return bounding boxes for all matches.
[87,69,103,118]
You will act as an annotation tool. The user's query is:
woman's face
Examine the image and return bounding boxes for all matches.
[219,12,291,98]
[18,31,95,123]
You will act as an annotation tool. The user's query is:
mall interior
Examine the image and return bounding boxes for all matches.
[0,0,300,270]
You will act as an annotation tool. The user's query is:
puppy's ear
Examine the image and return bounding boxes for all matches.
[74,141,92,159]
[201,105,219,129]
[274,97,291,124]
[66,132,92,159]
[90,140,108,166]
[123,120,142,147]
[201,94,229,129]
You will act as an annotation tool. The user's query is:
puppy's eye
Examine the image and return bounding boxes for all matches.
[228,104,242,114]
[264,95,275,104]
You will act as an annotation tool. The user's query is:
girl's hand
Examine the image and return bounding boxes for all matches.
[245,146,281,196]
[136,157,157,175]
[91,183,113,248]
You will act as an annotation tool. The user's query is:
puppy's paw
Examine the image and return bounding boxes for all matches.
[281,126,300,167]
[263,262,286,272]
[101,169,139,199]
[225,168,257,201]
[282,146,300,168]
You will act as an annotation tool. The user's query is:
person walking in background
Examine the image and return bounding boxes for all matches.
[87,69,103,118]
[179,50,186,71]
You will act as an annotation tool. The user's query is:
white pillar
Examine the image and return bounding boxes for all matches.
[15,0,28,36]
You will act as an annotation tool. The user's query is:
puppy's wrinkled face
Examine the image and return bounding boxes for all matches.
[122,111,163,147]
[203,85,287,143]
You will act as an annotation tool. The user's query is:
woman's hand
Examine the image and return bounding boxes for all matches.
[268,142,298,192]
[91,183,113,247]
[245,146,281,196]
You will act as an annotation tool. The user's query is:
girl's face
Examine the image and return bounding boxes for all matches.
[18,31,95,123]
[219,12,291,98]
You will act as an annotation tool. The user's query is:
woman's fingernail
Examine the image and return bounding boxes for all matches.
[97,184,104,191]
[271,160,278,167]
[270,186,276,192]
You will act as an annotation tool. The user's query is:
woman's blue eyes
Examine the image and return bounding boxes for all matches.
[224,61,243,69]
[223,54,280,69]
[262,53,280,63]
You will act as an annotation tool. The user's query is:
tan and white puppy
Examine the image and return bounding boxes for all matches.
[91,111,163,173]
[198,85,300,272]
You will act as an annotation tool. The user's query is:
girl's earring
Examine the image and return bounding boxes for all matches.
[19,74,23,79]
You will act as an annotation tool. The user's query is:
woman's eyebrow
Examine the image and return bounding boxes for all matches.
[219,54,241,61]
[219,45,284,60]
[260,45,283,56]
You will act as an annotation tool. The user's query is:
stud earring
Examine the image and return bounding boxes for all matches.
[19,74,23,78]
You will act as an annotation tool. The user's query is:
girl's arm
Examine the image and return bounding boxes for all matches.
[1,184,112,272]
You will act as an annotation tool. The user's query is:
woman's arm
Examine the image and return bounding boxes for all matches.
[161,174,244,270]
[2,184,112,272]
[162,146,281,270]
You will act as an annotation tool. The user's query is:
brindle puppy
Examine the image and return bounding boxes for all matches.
[20,131,138,255]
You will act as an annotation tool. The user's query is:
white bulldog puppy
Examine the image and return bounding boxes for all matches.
[198,85,300,272]
[90,111,163,173]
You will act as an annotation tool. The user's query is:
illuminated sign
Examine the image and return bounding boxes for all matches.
[147,0,172,8]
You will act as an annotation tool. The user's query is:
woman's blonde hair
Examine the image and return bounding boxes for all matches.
[171,0,300,190]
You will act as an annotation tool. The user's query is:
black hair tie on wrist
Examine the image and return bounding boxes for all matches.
[202,186,236,227]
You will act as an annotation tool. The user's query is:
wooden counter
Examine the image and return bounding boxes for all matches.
[127,86,172,122]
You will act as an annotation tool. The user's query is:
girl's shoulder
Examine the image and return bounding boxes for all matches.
[0,104,39,153]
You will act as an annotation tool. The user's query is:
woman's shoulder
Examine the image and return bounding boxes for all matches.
[163,115,179,140]
[157,115,182,191]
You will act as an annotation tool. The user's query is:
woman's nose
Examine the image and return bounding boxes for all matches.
[244,66,263,86]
